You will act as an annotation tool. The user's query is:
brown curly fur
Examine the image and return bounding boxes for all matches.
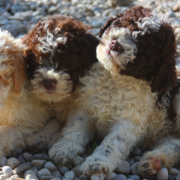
[22,14,99,90]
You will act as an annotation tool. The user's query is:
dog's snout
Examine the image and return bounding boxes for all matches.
[110,40,124,53]
[42,79,57,90]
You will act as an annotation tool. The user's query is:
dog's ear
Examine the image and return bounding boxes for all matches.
[150,23,177,93]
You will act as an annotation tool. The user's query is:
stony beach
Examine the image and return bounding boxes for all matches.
[0,0,180,180]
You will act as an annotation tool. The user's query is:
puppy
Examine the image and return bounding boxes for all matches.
[0,29,51,158]
[49,6,180,178]
[22,14,99,150]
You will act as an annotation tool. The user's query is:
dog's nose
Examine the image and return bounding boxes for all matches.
[42,79,57,90]
[110,40,124,53]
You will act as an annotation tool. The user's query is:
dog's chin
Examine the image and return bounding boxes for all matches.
[97,44,120,75]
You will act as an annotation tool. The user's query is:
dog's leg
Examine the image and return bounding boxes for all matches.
[25,119,61,151]
[49,110,95,166]
[139,137,180,176]
[0,125,25,157]
[81,120,144,177]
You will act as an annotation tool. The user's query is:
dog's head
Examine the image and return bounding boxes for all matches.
[97,6,177,93]
[0,29,25,110]
[23,15,99,102]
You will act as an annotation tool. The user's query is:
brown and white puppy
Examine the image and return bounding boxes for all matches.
[0,29,51,158]
[48,6,180,178]
[22,14,99,150]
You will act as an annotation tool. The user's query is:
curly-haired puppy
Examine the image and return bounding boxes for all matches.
[22,15,99,150]
[0,29,52,158]
[48,6,180,178]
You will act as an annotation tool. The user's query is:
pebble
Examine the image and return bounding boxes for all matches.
[134,156,142,162]
[12,162,31,174]
[169,168,180,175]
[79,175,89,180]
[64,171,75,179]
[24,169,39,180]
[17,154,26,164]
[131,147,142,156]
[128,175,140,180]
[23,152,34,162]
[58,165,69,175]
[116,160,130,174]
[0,157,7,166]
[44,161,58,172]
[7,158,20,169]
[2,166,12,176]
[41,175,57,180]
[157,168,168,180]
[8,174,19,179]
[106,172,117,180]
[91,173,105,180]
[112,174,127,180]
[130,162,139,175]
[14,148,23,156]
[63,178,73,180]
[33,154,49,160]
[177,173,180,180]
[38,168,51,178]
[32,160,47,170]
[51,170,62,178]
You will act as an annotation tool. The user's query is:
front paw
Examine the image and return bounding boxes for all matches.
[139,155,163,176]
[81,156,113,176]
[25,135,47,152]
[49,142,84,166]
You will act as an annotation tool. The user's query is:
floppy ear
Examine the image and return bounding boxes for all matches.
[150,23,177,93]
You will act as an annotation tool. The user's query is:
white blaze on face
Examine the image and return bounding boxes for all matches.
[30,67,72,102]
[97,27,137,75]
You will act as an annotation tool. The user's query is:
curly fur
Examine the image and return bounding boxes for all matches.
[48,6,180,178]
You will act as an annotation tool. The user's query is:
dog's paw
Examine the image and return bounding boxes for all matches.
[49,143,84,166]
[25,134,47,152]
[81,156,112,176]
[139,157,163,176]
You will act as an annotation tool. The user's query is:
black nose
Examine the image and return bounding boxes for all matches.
[110,40,124,53]
[42,79,57,90]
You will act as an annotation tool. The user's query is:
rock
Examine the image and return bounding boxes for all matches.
[33,154,49,160]
[165,11,176,18]
[14,148,23,156]
[32,160,47,170]
[74,178,80,180]
[128,175,140,180]
[64,171,75,179]
[169,174,176,180]
[91,173,105,180]
[2,166,12,176]
[79,175,89,180]
[51,178,61,180]
[12,162,31,174]
[157,168,168,180]
[38,168,51,178]
[51,170,61,178]
[8,174,19,179]
[115,160,130,174]
[58,165,69,175]
[17,154,26,164]
[169,168,180,175]
[23,153,34,162]
[24,169,39,180]
[63,178,72,180]
[131,162,139,175]
[41,175,57,180]
[0,157,7,166]
[176,173,180,180]
[131,147,142,156]
[134,156,142,162]
[44,161,58,172]
[127,158,135,166]
[112,174,127,180]
[91,20,102,28]
[0,174,8,179]
[7,158,20,169]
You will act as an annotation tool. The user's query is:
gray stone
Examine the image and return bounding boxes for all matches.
[115,160,130,174]
[157,168,168,180]
[51,170,61,178]
[14,148,23,156]
[64,171,75,179]
[91,173,105,180]
[32,160,47,170]
[0,157,7,166]
[33,154,49,160]
[91,20,102,28]
[79,175,89,180]
[169,174,176,180]
[24,169,39,180]
[127,158,135,166]
[2,166,12,176]
[41,175,57,180]
[58,165,69,175]
[17,154,26,164]
[128,175,140,180]
[165,11,176,18]
[31,166,38,176]
[176,173,180,180]
[0,174,8,179]
[7,158,20,169]
[44,161,58,172]
[105,172,116,180]
[131,147,142,156]
[63,178,73,180]
[38,168,51,178]
[23,153,33,162]
[51,178,61,180]
[112,174,127,180]
[8,174,19,179]
[169,168,180,175]
[134,156,142,162]
[12,162,31,174]
[131,162,139,175]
